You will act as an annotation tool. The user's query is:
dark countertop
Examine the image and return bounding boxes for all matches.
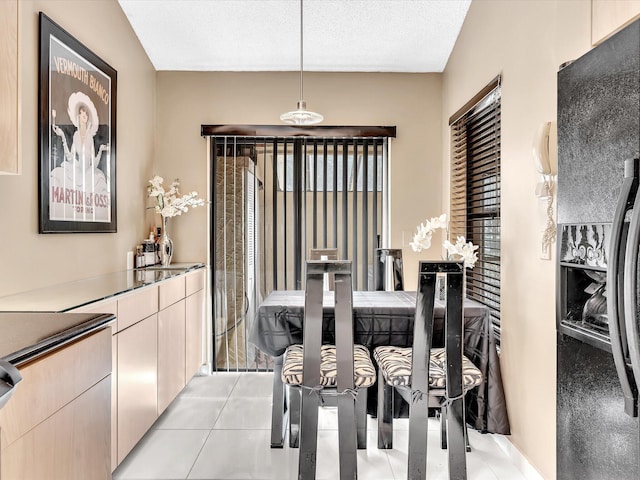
[0,263,206,367]
[0,263,205,312]
[0,312,115,366]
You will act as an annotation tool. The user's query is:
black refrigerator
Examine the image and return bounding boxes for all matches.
[556,19,640,479]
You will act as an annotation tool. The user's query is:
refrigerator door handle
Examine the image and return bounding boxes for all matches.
[607,158,639,417]
[624,177,640,415]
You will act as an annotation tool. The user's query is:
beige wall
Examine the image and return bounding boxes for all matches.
[443,1,594,478]
[155,71,445,284]
[0,0,156,296]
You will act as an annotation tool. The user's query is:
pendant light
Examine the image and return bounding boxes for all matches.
[280,0,323,125]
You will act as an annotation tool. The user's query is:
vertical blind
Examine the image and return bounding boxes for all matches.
[202,125,395,371]
[450,79,502,342]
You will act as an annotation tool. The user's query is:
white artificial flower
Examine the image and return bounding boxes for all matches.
[410,214,448,252]
[410,224,433,252]
[430,213,448,230]
[444,236,479,269]
[147,176,204,218]
[411,213,478,268]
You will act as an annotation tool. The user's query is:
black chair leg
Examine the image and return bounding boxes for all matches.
[289,385,301,448]
[298,389,321,480]
[440,405,447,450]
[377,370,394,449]
[441,401,473,453]
[356,388,368,449]
[270,355,286,448]
[407,388,430,480]
[446,398,467,480]
[337,391,358,480]
[465,421,471,453]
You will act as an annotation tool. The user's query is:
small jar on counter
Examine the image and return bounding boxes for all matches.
[135,245,146,268]
[142,240,156,266]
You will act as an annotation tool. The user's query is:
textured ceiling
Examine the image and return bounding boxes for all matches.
[117,0,472,72]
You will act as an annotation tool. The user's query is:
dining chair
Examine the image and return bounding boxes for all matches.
[308,247,339,290]
[374,248,404,291]
[373,261,483,480]
[281,260,376,480]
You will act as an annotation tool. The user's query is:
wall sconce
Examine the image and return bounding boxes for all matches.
[533,121,558,259]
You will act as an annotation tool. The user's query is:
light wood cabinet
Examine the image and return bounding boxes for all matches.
[0,0,19,175]
[111,332,118,471]
[157,300,186,414]
[186,268,206,296]
[1,377,111,480]
[159,275,186,310]
[116,313,158,465]
[67,268,206,470]
[70,299,119,471]
[74,298,118,331]
[0,328,112,480]
[101,284,161,467]
[117,286,158,332]
[186,288,205,380]
[592,0,640,45]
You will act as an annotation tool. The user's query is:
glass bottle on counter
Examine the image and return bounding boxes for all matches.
[155,226,162,264]
[135,245,146,268]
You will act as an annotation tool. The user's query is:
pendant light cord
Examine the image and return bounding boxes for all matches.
[280,0,322,124]
[299,0,304,104]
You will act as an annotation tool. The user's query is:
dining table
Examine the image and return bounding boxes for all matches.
[249,289,510,448]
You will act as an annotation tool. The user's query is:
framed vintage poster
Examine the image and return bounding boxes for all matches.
[38,13,117,233]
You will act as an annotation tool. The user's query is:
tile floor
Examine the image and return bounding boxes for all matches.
[113,372,535,480]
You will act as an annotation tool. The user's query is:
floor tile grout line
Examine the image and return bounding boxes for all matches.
[207,373,241,431]
[382,448,399,480]
[184,428,215,480]
[184,374,239,480]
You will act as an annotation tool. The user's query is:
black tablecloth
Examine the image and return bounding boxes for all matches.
[250,290,510,435]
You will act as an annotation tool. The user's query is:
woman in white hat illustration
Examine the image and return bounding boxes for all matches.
[50,92,110,221]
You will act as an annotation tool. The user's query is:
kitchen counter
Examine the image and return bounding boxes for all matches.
[0,312,114,366]
[0,263,205,312]
[0,263,205,366]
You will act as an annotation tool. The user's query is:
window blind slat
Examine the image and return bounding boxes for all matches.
[451,84,501,344]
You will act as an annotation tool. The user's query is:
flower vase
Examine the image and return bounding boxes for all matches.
[160,217,173,266]
[437,270,466,301]
[462,269,467,300]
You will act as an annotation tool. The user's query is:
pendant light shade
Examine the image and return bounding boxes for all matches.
[280,101,323,125]
[280,0,323,125]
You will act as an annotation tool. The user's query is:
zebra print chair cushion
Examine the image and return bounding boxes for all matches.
[281,344,377,388]
[373,346,483,389]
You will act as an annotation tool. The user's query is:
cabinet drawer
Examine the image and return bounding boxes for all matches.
[1,376,111,480]
[159,276,185,310]
[0,327,112,447]
[71,299,118,332]
[117,285,158,331]
[185,268,205,296]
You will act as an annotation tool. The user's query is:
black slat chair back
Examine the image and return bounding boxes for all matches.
[374,261,482,480]
[308,248,339,290]
[281,260,377,480]
[374,248,404,291]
